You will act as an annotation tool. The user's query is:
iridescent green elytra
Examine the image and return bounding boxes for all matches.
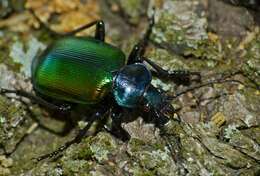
[31,36,125,104]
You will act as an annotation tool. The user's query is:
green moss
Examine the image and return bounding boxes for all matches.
[89,132,117,162]
[0,96,31,154]
[62,159,90,176]
[242,33,260,88]
[127,137,177,175]
[0,32,21,72]
[133,170,156,176]
[128,138,146,152]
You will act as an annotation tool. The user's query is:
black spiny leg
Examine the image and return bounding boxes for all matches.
[104,105,130,142]
[35,107,109,161]
[144,58,201,85]
[129,42,201,85]
[127,9,155,65]
[0,88,70,113]
[29,9,105,41]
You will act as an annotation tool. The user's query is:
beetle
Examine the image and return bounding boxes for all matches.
[0,9,200,161]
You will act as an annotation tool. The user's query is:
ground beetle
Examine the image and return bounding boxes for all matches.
[0,9,200,161]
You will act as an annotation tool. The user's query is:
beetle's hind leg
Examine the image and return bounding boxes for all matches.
[104,106,131,142]
[64,20,105,41]
[29,9,105,41]
[0,88,71,113]
[35,120,93,162]
[94,21,105,41]
[35,107,110,162]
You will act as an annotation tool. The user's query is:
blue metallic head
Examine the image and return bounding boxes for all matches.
[112,63,174,116]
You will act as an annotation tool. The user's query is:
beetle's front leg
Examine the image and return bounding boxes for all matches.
[144,58,201,85]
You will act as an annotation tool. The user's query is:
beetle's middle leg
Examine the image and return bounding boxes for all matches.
[128,44,201,85]
[104,106,131,142]
[29,9,105,41]
[127,9,155,65]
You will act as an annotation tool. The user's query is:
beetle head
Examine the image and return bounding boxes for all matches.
[142,84,175,117]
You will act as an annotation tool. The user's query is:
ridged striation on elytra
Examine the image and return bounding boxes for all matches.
[32,36,125,104]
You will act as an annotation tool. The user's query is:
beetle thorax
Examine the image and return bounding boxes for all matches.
[112,63,152,108]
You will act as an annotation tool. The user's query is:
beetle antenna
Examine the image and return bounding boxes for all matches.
[168,77,259,100]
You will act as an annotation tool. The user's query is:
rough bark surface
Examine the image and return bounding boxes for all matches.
[0,0,259,175]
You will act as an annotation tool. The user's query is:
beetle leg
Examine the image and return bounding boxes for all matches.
[64,20,105,41]
[29,9,105,40]
[103,121,130,142]
[35,108,109,162]
[110,115,131,142]
[35,120,94,162]
[0,88,71,113]
[143,58,201,85]
[103,106,131,141]
[127,44,143,65]
[94,21,105,41]
[127,8,155,65]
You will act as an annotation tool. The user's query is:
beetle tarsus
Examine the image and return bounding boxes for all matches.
[34,127,90,162]
[34,145,67,162]
[29,8,106,40]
